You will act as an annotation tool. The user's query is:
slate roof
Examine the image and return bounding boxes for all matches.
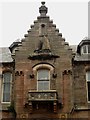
[0,47,13,63]
[74,54,90,61]
[0,45,89,63]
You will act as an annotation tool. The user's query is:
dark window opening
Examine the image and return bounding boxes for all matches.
[88,82,90,101]
[32,101,53,113]
[86,71,90,102]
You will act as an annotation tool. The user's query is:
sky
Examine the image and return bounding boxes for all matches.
[0,0,89,47]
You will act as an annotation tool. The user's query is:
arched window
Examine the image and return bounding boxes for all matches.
[2,72,12,102]
[37,69,50,90]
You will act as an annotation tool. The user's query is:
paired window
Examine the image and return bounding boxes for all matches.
[86,71,90,102]
[2,72,12,102]
[81,45,90,54]
[37,69,50,90]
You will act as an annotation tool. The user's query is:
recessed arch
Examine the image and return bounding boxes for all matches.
[32,63,54,71]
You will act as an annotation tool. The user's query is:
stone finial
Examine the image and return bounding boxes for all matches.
[39,1,48,17]
[41,1,45,5]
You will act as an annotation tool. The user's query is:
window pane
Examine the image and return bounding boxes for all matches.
[88,82,90,101]
[86,71,90,81]
[38,81,49,90]
[88,82,90,91]
[37,69,50,90]
[3,72,11,83]
[38,81,44,90]
[83,45,87,53]
[3,93,10,102]
[88,45,90,53]
[43,81,49,90]
[3,72,11,102]
[38,69,49,80]
[3,84,10,92]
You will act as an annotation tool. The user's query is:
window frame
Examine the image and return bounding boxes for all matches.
[33,64,54,91]
[86,71,90,102]
[81,45,90,54]
[37,68,50,91]
[2,72,12,103]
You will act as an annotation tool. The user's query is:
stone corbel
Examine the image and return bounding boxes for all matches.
[52,73,57,78]
[63,70,72,75]
[20,71,24,76]
[15,71,24,76]
[29,74,34,78]
[63,70,68,75]
[15,71,19,76]
[68,70,72,75]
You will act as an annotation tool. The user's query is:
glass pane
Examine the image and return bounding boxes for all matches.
[83,45,87,53]
[37,69,50,90]
[3,93,10,102]
[88,82,90,91]
[86,71,90,81]
[38,69,49,80]
[3,72,11,102]
[43,81,49,90]
[3,72,11,83]
[3,83,10,92]
[38,81,49,90]
[38,81,44,90]
[88,82,90,101]
[88,45,90,53]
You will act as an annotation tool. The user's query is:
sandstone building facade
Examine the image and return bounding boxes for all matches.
[0,2,90,119]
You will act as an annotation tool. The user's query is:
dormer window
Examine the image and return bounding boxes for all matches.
[81,45,90,54]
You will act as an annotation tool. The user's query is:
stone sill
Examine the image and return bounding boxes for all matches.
[0,103,10,111]
[75,107,90,111]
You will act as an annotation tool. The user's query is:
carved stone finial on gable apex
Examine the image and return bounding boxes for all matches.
[39,1,48,17]
[41,1,45,5]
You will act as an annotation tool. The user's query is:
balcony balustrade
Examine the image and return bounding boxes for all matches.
[28,90,57,101]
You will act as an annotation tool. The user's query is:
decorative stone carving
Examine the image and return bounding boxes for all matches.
[28,90,58,101]
[30,74,34,78]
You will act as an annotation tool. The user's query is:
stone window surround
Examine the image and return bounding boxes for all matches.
[1,71,12,104]
[32,63,54,91]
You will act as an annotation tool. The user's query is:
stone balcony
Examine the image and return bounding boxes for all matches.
[28,90,58,101]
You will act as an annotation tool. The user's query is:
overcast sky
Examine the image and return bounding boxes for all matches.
[0,0,88,47]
